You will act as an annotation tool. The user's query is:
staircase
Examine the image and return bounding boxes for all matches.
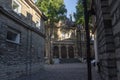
[59,58,81,64]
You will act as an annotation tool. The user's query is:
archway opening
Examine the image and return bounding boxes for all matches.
[61,46,67,58]
[53,46,59,58]
[68,46,74,58]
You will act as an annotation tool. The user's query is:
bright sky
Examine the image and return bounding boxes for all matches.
[64,0,78,19]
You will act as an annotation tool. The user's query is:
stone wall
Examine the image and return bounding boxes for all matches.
[92,0,117,80]
[0,12,45,80]
[0,0,45,80]
[0,0,46,33]
[110,0,120,80]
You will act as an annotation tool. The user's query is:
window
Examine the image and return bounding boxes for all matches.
[7,29,20,44]
[12,0,21,15]
[36,20,41,29]
[33,0,37,3]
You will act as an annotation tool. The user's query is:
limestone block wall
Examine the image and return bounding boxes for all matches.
[110,0,120,80]
[93,0,117,80]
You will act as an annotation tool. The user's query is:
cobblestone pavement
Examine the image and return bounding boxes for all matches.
[15,63,101,80]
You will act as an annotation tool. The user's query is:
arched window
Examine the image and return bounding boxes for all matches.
[68,46,74,58]
[53,46,59,58]
[61,46,67,58]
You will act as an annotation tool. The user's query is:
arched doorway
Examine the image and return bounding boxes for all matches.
[53,46,59,58]
[68,46,74,58]
[61,46,67,58]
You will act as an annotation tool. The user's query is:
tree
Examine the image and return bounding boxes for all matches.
[36,0,67,64]
[36,0,67,23]
[36,0,67,37]
[74,0,91,25]
[74,0,84,25]
[36,0,68,40]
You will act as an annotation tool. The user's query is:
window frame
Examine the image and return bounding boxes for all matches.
[6,28,20,44]
[36,20,41,29]
[12,0,21,15]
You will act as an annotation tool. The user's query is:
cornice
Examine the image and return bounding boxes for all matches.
[25,0,47,20]
[0,6,46,38]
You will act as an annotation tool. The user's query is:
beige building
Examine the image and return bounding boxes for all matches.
[45,19,87,64]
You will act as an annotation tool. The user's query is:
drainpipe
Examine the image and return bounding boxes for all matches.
[29,31,32,80]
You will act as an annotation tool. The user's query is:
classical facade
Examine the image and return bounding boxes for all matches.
[0,0,46,80]
[45,19,87,63]
[52,26,77,59]
[76,25,87,59]
[91,0,120,80]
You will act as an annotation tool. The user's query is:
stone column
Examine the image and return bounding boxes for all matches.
[73,46,77,58]
[45,41,51,64]
[59,45,61,59]
[66,45,69,59]
[51,41,53,59]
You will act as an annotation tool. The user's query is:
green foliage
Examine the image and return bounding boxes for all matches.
[36,0,67,23]
[74,0,84,25]
[74,0,91,25]
[36,0,67,40]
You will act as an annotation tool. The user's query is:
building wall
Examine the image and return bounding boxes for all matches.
[110,0,120,79]
[52,41,77,59]
[0,0,45,33]
[0,0,45,80]
[50,25,87,61]
[76,25,87,60]
[92,0,117,80]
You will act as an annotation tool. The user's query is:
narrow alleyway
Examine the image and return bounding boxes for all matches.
[15,63,100,80]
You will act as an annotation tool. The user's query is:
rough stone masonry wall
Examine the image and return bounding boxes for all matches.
[110,0,120,80]
[95,0,117,80]
[0,11,45,80]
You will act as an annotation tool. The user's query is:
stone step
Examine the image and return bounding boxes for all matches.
[59,58,81,64]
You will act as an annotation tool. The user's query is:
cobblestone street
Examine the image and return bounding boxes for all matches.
[15,63,101,80]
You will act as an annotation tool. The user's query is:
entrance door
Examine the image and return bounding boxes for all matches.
[68,46,74,58]
[61,46,67,58]
[53,46,59,58]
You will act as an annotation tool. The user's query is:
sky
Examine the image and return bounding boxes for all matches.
[64,0,78,19]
